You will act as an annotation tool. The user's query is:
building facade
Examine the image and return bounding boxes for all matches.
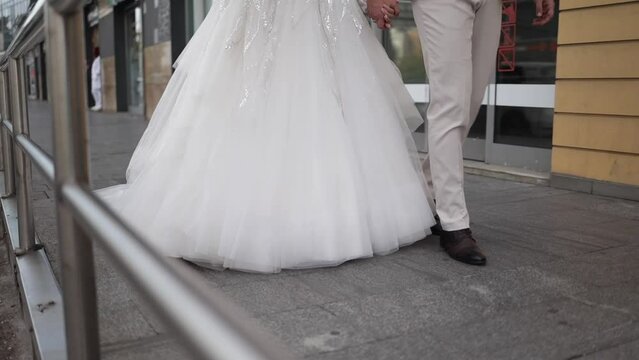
[385,0,559,174]
[85,0,212,117]
[551,0,639,200]
[375,0,638,200]
[76,0,639,200]
[0,0,635,198]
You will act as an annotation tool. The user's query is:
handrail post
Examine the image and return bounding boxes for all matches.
[46,1,101,359]
[0,72,4,172]
[8,57,37,255]
[0,71,16,197]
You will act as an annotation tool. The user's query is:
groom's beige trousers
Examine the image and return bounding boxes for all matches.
[412,0,502,231]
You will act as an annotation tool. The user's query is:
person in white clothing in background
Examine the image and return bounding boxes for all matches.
[91,47,102,111]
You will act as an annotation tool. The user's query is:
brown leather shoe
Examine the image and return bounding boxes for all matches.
[440,229,487,266]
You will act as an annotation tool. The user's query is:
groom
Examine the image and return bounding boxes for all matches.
[368,0,555,266]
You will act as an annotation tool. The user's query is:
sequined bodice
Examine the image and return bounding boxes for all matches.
[196,0,368,110]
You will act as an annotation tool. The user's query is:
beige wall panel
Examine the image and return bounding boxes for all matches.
[101,56,117,112]
[557,41,639,79]
[555,79,639,116]
[143,41,172,120]
[552,147,639,186]
[558,2,639,44]
[560,0,638,10]
[553,113,639,154]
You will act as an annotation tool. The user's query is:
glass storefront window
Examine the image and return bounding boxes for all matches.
[382,3,426,84]
[468,106,487,140]
[381,1,559,156]
[185,0,213,41]
[496,0,559,84]
[25,52,37,97]
[494,106,554,148]
[125,5,144,114]
[382,4,487,139]
[494,0,559,149]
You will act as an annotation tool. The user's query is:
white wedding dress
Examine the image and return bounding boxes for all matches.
[96,0,436,273]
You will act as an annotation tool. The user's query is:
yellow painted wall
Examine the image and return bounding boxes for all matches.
[552,0,639,187]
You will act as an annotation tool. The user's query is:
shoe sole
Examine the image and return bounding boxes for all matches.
[459,258,486,266]
[439,244,486,266]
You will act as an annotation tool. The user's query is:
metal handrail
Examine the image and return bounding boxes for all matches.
[62,183,289,360]
[15,134,55,183]
[2,119,13,134]
[0,1,295,359]
[0,83,15,198]
[3,118,55,183]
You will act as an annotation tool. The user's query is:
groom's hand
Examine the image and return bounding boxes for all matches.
[533,0,555,26]
[368,0,400,29]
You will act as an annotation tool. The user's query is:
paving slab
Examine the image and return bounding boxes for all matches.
[538,245,639,288]
[102,336,188,360]
[580,338,639,360]
[440,266,589,313]
[257,306,374,356]
[12,100,639,359]
[0,242,32,360]
[432,297,638,360]
[319,284,485,342]
[305,330,468,360]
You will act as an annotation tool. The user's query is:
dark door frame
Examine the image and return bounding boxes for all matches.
[114,0,143,113]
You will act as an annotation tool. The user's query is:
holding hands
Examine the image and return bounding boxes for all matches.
[367,0,555,29]
[367,0,400,29]
[533,0,555,26]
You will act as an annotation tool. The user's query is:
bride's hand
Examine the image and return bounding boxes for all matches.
[382,3,400,19]
[378,4,400,29]
[378,5,399,29]
[368,0,399,29]
[376,18,389,29]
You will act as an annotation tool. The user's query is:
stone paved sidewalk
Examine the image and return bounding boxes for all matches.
[10,100,639,359]
[0,242,32,360]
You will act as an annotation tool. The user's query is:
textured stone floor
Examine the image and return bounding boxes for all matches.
[8,100,639,359]
[0,243,32,360]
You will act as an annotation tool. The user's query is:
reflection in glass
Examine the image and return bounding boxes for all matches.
[125,6,144,114]
[186,0,213,40]
[494,106,553,148]
[468,106,487,140]
[381,0,559,156]
[382,3,426,84]
[496,0,559,84]
[0,0,32,50]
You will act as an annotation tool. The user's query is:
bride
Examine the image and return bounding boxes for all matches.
[96,0,436,273]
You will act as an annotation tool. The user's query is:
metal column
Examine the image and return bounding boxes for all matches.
[46,1,101,359]
[8,57,36,254]
[0,71,15,197]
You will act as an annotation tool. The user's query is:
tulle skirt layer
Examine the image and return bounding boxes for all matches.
[96,0,435,273]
